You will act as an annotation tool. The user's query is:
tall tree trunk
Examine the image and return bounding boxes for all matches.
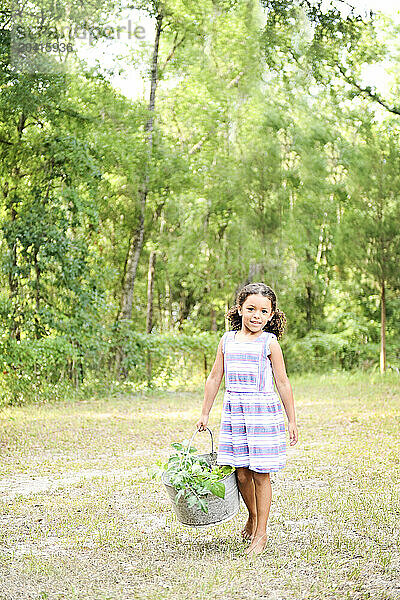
[114,12,163,377]
[210,308,217,331]
[6,115,28,340]
[305,283,312,332]
[157,282,163,333]
[305,247,313,332]
[178,288,186,330]
[3,181,19,339]
[117,12,163,322]
[34,247,42,339]
[9,203,20,340]
[118,198,146,321]
[380,278,386,374]
[165,271,172,330]
[146,250,156,333]
[145,249,156,386]
[314,211,328,275]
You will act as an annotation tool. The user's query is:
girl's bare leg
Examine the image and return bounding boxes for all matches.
[236,467,257,540]
[246,472,272,556]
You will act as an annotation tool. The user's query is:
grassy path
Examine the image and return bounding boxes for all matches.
[0,373,399,600]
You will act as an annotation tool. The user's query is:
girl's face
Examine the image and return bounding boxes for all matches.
[238,294,273,333]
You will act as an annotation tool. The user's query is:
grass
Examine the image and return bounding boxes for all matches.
[0,372,399,600]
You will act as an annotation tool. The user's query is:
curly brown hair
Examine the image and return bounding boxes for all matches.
[225,282,286,340]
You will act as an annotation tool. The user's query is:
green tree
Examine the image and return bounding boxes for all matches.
[337,119,400,372]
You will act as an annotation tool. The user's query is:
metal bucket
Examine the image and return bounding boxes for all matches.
[162,428,240,527]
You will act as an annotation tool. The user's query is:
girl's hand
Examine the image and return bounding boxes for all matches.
[288,421,298,446]
[196,414,209,432]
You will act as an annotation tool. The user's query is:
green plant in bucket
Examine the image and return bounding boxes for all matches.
[150,441,235,513]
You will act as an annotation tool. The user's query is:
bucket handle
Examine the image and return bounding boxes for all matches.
[185,426,214,460]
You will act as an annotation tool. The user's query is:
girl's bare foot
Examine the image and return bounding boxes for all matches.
[245,532,268,556]
[241,516,256,541]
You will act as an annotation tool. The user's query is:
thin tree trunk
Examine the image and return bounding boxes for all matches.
[146,250,156,333]
[114,12,163,377]
[157,282,163,333]
[305,283,312,332]
[145,247,156,385]
[179,288,186,330]
[377,183,386,374]
[8,116,28,340]
[34,247,41,339]
[9,204,20,340]
[305,247,313,332]
[117,12,163,323]
[3,178,18,339]
[118,200,146,321]
[380,278,386,374]
[165,271,172,330]
[210,308,217,331]
[314,211,328,275]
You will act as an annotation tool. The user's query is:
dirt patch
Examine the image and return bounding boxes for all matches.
[0,468,147,498]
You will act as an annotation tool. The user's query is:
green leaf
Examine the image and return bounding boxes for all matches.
[175,489,185,502]
[198,498,208,513]
[170,473,185,485]
[147,466,162,479]
[186,494,199,508]
[171,443,184,451]
[208,480,225,499]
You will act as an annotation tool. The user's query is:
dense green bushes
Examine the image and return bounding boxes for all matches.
[280,331,395,373]
[0,329,220,405]
[0,3,399,408]
[1,328,398,406]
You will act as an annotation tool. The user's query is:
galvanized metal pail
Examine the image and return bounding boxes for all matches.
[162,428,240,527]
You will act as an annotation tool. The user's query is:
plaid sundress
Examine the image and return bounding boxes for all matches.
[216,330,287,473]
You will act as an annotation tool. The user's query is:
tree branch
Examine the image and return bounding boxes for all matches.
[162,31,186,71]
[337,65,400,116]
[227,71,244,88]
[187,71,244,154]
[188,134,209,155]
[171,103,186,145]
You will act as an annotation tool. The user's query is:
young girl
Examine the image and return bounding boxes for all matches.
[196,282,298,556]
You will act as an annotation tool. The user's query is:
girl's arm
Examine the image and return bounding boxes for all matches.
[269,339,298,446]
[196,338,224,431]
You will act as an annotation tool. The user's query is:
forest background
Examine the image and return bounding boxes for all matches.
[0,0,399,405]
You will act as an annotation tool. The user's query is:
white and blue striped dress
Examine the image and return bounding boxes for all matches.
[217,330,287,473]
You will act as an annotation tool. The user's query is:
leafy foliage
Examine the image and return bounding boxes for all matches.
[0,0,400,404]
[151,441,235,513]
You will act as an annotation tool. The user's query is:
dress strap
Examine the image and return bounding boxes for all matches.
[262,332,276,358]
[258,332,276,392]
[222,330,233,354]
